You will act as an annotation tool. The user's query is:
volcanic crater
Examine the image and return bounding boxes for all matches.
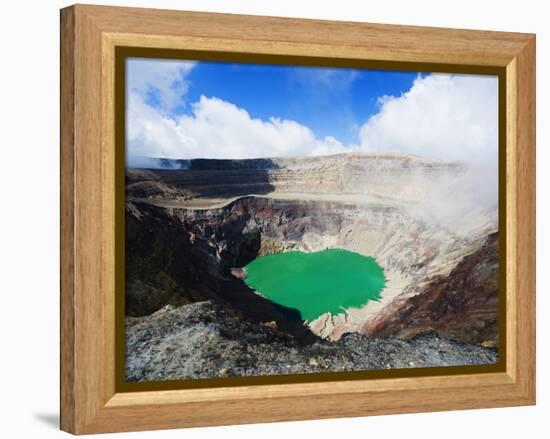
[125,152,500,381]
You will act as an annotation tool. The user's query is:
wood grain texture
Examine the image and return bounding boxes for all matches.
[60,6,75,433]
[83,4,530,66]
[512,37,536,397]
[60,4,536,434]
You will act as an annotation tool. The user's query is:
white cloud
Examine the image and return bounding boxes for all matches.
[290,67,359,91]
[127,58,196,113]
[359,74,498,164]
[127,93,350,165]
[358,73,499,223]
[126,59,352,165]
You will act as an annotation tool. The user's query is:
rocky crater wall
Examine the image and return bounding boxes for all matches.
[126,152,466,203]
[125,152,498,344]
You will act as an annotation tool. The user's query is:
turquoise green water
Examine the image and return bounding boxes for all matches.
[244,249,386,321]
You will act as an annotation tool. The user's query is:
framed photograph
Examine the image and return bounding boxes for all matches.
[60,4,536,434]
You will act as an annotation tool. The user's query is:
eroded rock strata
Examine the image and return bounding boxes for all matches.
[125,152,500,380]
[364,232,500,347]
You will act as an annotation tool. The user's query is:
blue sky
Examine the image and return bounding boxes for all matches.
[158,62,418,145]
[126,57,497,165]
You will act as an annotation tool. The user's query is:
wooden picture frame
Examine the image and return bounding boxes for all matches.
[60,4,536,434]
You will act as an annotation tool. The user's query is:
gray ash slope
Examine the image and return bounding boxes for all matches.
[126,301,498,382]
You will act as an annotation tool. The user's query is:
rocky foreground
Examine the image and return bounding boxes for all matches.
[126,301,498,382]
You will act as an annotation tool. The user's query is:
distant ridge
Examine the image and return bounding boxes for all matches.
[130,151,464,171]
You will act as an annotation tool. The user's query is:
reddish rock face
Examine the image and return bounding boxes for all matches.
[363,232,499,347]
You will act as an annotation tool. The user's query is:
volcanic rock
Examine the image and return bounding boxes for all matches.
[125,300,498,382]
